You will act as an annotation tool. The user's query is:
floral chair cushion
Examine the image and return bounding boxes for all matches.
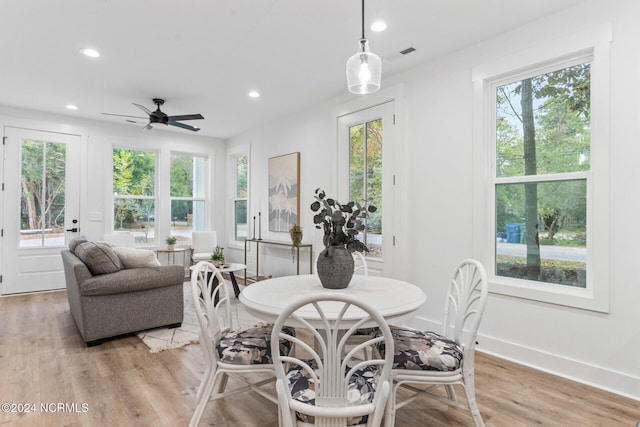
[352,327,378,336]
[287,360,379,426]
[216,324,295,365]
[374,326,463,372]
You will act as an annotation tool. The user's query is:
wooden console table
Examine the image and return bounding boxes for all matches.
[244,239,313,283]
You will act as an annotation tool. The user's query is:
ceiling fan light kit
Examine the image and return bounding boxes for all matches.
[346,0,381,95]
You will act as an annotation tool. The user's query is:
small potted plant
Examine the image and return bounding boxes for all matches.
[310,188,376,288]
[211,246,225,268]
[165,236,177,250]
[289,224,303,262]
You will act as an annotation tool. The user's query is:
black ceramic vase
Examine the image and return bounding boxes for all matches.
[316,246,354,289]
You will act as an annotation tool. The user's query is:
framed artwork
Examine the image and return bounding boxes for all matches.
[268,152,300,231]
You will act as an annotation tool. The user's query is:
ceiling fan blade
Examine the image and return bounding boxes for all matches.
[102,112,147,119]
[168,114,204,122]
[133,102,153,115]
[168,121,200,132]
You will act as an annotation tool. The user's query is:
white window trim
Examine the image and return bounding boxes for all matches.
[226,151,250,248]
[169,151,209,240]
[111,146,158,247]
[472,24,612,313]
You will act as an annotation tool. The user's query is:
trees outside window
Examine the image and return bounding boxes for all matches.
[112,148,155,243]
[233,155,248,241]
[20,140,66,247]
[170,153,207,242]
[494,62,590,288]
[349,119,382,257]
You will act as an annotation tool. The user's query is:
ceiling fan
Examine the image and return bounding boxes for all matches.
[102,98,204,132]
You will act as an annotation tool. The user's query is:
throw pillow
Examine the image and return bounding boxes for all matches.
[74,241,123,275]
[69,235,91,252]
[113,247,161,269]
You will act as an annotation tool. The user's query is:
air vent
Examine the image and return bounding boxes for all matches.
[400,47,416,55]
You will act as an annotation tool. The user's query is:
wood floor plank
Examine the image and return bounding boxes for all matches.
[1,290,638,426]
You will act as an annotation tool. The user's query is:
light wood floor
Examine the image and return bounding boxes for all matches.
[1,290,638,427]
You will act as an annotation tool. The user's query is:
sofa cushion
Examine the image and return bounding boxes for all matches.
[74,241,123,275]
[79,265,184,296]
[113,247,161,269]
[69,235,91,252]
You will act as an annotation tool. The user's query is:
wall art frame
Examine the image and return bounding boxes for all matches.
[268,152,300,232]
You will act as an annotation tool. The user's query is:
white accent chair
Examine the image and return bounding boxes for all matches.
[191,231,217,264]
[189,261,294,427]
[380,259,489,427]
[102,232,136,248]
[271,294,394,427]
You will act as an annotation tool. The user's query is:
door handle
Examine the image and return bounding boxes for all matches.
[66,227,79,233]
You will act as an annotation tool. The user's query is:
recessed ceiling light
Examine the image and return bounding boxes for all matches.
[371,21,387,32]
[248,91,260,98]
[65,104,78,110]
[80,48,100,58]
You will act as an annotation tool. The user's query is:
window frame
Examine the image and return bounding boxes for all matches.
[231,153,249,244]
[111,146,158,246]
[472,25,611,312]
[169,151,209,243]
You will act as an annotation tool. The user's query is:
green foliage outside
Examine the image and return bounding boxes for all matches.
[113,148,155,230]
[496,62,590,286]
[20,141,66,233]
[349,119,382,256]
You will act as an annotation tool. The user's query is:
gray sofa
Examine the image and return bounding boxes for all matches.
[62,238,185,346]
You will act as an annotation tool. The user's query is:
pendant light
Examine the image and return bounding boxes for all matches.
[346,0,381,94]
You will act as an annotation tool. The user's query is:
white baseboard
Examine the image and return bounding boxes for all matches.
[408,316,640,401]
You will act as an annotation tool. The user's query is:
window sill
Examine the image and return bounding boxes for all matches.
[489,276,609,313]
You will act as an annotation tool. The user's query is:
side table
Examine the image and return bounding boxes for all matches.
[155,247,188,265]
[189,263,246,299]
[244,239,313,283]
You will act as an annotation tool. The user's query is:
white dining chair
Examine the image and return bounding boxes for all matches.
[352,251,368,275]
[190,231,217,264]
[379,258,489,427]
[189,261,295,427]
[271,293,394,427]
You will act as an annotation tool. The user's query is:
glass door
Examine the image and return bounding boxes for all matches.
[1,127,80,294]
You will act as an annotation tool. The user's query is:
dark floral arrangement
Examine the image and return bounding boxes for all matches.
[310,188,377,254]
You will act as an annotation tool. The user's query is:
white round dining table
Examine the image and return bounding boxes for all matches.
[239,274,426,328]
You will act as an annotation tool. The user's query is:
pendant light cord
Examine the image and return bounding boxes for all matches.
[361,0,365,40]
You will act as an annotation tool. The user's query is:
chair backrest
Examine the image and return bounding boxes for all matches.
[352,251,368,276]
[190,261,232,362]
[191,231,217,253]
[102,232,136,248]
[271,294,394,427]
[442,259,488,357]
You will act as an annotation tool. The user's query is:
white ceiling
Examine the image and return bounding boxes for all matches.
[0,0,585,139]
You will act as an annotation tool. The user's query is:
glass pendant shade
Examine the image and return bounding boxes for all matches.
[346,39,381,94]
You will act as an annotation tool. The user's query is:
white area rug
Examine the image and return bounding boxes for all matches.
[136,282,262,353]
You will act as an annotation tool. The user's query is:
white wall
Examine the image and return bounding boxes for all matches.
[227,0,640,399]
[0,105,226,246]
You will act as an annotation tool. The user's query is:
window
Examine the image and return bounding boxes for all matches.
[113,148,156,243]
[20,140,66,247]
[233,155,248,241]
[349,119,383,257]
[473,26,611,312]
[170,153,207,242]
[494,62,590,288]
